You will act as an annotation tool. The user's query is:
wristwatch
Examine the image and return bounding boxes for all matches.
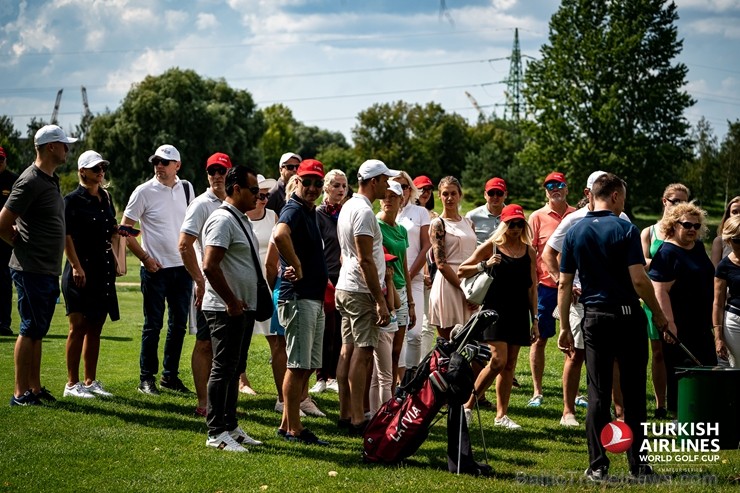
[477,261,486,272]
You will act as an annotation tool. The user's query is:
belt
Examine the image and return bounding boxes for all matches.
[585,304,640,316]
[727,305,740,317]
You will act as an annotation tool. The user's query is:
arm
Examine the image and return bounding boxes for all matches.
[557,272,576,356]
[265,240,280,290]
[640,227,653,271]
[457,241,494,279]
[0,207,19,246]
[121,215,162,273]
[711,237,724,267]
[648,277,676,341]
[273,222,302,281]
[713,277,729,359]
[203,245,245,316]
[542,244,561,285]
[528,246,540,341]
[430,219,463,290]
[64,235,86,288]
[408,224,431,279]
[178,232,205,308]
[356,234,390,326]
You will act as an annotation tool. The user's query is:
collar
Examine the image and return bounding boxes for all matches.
[150,175,182,190]
[204,188,222,203]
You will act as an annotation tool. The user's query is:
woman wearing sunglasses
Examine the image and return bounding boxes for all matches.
[639,183,690,419]
[458,204,538,429]
[713,215,740,367]
[711,196,740,267]
[648,202,716,416]
[61,151,124,399]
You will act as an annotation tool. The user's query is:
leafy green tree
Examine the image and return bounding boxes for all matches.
[294,124,349,160]
[316,144,361,183]
[87,68,265,206]
[718,120,740,207]
[259,104,298,175]
[352,101,411,171]
[0,116,24,171]
[521,0,694,213]
[682,117,719,205]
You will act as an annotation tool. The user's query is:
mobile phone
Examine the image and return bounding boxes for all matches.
[118,225,141,237]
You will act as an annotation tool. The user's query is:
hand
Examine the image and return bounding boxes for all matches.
[662,321,678,345]
[557,329,574,357]
[376,301,390,327]
[408,302,417,328]
[530,320,540,343]
[284,265,302,282]
[226,299,247,317]
[72,266,86,288]
[572,286,582,304]
[143,256,162,273]
[488,253,502,267]
[423,274,432,288]
[194,279,205,309]
[116,225,132,237]
[715,337,728,360]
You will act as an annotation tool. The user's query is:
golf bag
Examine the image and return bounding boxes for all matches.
[362,309,498,467]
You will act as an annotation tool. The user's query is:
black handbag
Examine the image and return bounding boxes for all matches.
[220,206,274,322]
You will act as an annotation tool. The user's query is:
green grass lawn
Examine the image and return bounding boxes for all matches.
[0,217,737,492]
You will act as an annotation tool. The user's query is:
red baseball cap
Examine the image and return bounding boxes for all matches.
[413,175,434,189]
[297,159,324,178]
[0,147,6,158]
[500,204,526,223]
[543,171,566,186]
[206,152,232,169]
[383,246,398,263]
[485,177,507,193]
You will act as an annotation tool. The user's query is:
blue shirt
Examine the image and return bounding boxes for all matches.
[277,193,328,301]
[560,210,645,307]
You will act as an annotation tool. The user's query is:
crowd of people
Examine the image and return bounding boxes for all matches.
[2,125,739,476]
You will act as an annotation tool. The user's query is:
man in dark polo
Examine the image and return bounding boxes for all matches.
[0,146,19,336]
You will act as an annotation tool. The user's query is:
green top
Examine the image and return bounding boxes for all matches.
[378,219,409,289]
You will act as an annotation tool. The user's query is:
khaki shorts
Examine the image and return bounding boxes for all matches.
[278,299,325,370]
[336,289,379,348]
[554,302,585,350]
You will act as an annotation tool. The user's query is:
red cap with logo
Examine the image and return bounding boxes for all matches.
[543,171,566,185]
[383,246,398,263]
[0,147,6,158]
[297,159,324,178]
[485,177,507,193]
[500,204,526,223]
[413,175,434,189]
[206,152,232,169]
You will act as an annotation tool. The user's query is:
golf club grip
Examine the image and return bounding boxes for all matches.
[662,328,703,366]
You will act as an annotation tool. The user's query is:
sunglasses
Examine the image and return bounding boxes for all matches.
[487,190,505,198]
[508,220,525,229]
[88,164,108,174]
[301,178,324,188]
[545,181,566,191]
[665,197,686,205]
[258,193,270,201]
[420,187,433,193]
[282,164,299,171]
[243,186,259,195]
[399,184,410,190]
[207,166,228,176]
[677,221,702,230]
[152,158,173,166]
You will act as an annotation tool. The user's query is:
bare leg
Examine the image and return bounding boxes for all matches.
[464,341,506,409]
[529,337,548,398]
[337,343,354,421]
[283,367,311,435]
[192,339,212,409]
[266,335,287,403]
[391,326,406,394]
[496,345,521,419]
[66,313,87,385]
[81,315,105,384]
[562,348,585,417]
[349,346,374,425]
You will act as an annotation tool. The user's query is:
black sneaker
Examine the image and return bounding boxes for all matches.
[337,418,351,430]
[0,326,14,336]
[34,387,57,403]
[160,376,192,394]
[585,466,608,482]
[276,428,287,438]
[654,407,667,419]
[348,420,369,436]
[9,390,40,406]
[285,428,329,446]
[138,379,160,396]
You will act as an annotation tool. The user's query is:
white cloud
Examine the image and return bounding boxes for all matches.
[675,0,740,12]
[196,12,218,30]
[685,16,740,39]
[164,10,189,30]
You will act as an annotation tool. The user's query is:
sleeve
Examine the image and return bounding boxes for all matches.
[278,203,300,230]
[204,213,234,249]
[122,185,145,222]
[547,214,571,253]
[352,208,376,238]
[648,245,676,282]
[419,207,431,227]
[63,194,80,238]
[181,201,208,237]
[402,226,409,249]
[625,225,646,267]
[4,175,34,216]
[715,258,729,281]
[559,232,577,274]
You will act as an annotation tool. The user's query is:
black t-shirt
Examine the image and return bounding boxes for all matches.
[316,204,341,286]
[716,254,740,310]
[0,168,19,255]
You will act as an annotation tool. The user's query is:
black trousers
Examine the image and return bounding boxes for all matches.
[582,305,648,472]
[204,310,255,436]
[0,246,13,330]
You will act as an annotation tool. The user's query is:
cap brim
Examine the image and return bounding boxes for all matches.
[384,169,401,177]
[80,159,110,169]
[259,178,277,189]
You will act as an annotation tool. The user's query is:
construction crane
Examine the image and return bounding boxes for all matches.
[51,89,63,124]
[465,91,486,121]
[81,86,91,119]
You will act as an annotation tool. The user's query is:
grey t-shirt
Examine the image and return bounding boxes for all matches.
[5,164,65,276]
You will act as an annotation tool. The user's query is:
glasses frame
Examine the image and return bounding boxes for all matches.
[545,181,567,191]
[665,197,686,206]
[87,164,108,174]
[282,164,299,171]
[487,189,505,198]
[207,166,228,176]
[507,220,526,229]
[152,158,173,167]
[677,221,702,230]
[258,193,270,201]
[301,178,324,188]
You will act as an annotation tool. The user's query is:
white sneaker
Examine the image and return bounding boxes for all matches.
[229,426,263,446]
[464,408,472,425]
[560,413,579,427]
[309,380,327,394]
[326,379,339,393]
[63,382,95,399]
[275,399,306,417]
[300,397,326,417]
[84,380,113,397]
[206,431,248,452]
[494,415,522,429]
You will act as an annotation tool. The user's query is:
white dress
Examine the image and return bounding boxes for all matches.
[248,208,278,336]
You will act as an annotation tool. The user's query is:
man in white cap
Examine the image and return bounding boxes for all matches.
[179,152,232,416]
[0,124,76,405]
[335,158,399,434]
[0,146,19,337]
[121,144,195,395]
[266,152,301,215]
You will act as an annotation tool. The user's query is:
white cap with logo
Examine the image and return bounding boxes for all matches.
[257,174,277,190]
[279,152,301,167]
[78,150,109,170]
[357,159,400,181]
[586,170,608,190]
[34,125,78,146]
[148,144,181,163]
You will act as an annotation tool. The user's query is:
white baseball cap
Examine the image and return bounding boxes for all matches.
[387,180,403,196]
[257,174,277,190]
[34,125,78,146]
[357,159,400,181]
[586,171,608,190]
[77,150,109,170]
[148,144,181,163]
[279,152,301,167]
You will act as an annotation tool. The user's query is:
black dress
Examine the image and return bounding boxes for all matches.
[480,249,533,346]
[61,186,120,320]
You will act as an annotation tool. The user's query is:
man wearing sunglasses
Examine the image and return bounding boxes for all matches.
[0,125,76,405]
[527,172,575,412]
[273,159,329,445]
[122,144,195,396]
[466,177,508,245]
[0,147,18,337]
[266,152,301,215]
[179,152,232,416]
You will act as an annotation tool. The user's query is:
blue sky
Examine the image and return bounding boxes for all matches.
[1,0,738,144]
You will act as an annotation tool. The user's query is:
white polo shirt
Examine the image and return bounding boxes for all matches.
[180,188,222,265]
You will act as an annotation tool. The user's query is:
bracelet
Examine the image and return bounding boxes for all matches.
[142,254,150,262]
[713,324,723,328]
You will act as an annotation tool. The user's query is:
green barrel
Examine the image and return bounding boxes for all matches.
[677,366,740,450]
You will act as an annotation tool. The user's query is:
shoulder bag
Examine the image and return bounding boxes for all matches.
[220,206,274,322]
[460,243,495,305]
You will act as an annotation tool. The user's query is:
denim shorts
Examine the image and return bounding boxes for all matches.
[11,269,60,340]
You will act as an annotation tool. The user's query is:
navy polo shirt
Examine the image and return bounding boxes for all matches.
[560,209,645,307]
[277,193,328,301]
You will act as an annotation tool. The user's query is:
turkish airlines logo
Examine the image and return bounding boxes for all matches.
[600,421,633,453]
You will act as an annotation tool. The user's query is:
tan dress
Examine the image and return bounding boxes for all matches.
[428,217,477,328]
